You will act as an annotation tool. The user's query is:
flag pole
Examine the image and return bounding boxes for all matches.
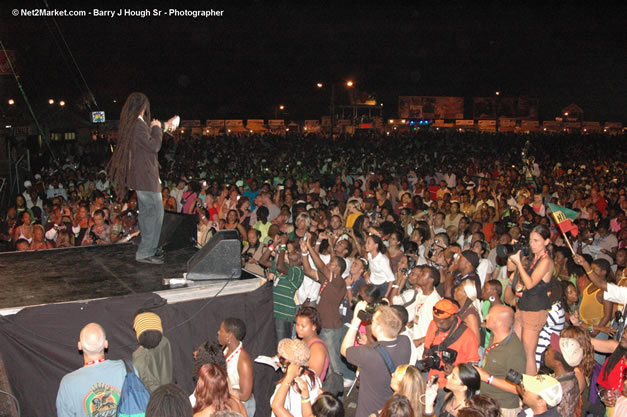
[550,212,577,256]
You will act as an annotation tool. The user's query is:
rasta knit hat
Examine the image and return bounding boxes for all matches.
[133,312,163,340]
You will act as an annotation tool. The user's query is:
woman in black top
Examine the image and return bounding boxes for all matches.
[509,224,554,375]
[424,363,480,417]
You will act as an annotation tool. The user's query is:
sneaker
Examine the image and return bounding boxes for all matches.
[136,256,164,265]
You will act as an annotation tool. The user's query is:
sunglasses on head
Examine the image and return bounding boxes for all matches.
[433,307,450,317]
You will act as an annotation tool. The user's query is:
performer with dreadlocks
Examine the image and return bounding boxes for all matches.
[107,92,177,264]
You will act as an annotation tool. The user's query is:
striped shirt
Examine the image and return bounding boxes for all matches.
[535,302,566,370]
[270,261,304,322]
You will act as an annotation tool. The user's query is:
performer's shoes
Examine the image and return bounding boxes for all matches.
[136,256,164,265]
[154,248,165,258]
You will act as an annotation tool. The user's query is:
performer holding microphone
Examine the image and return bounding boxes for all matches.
[108,92,179,264]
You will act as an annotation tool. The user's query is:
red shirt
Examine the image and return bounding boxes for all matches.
[423,318,480,388]
[598,356,626,391]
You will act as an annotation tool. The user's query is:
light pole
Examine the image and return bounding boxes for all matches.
[494,91,501,133]
[274,104,285,120]
[317,80,353,136]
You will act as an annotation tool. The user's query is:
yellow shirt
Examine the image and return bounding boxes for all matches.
[579,283,604,325]
[346,211,363,228]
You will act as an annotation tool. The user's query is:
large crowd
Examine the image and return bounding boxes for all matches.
[3,130,627,417]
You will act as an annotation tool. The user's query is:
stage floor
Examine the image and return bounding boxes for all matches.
[0,243,199,311]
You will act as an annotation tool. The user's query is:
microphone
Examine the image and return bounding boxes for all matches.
[163,115,181,137]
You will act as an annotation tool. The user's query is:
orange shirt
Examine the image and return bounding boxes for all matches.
[423,318,480,389]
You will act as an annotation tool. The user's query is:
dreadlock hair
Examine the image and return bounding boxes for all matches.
[603,341,627,380]
[107,92,151,197]
[145,383,192,417]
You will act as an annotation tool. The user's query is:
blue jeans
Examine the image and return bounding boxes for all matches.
[275,318,294,342]
[338,324,357,379]
[135,190,164,260]
[243,395,256,417]
[319,327,345,378]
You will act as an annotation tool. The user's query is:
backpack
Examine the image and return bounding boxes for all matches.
[116,360,150,417]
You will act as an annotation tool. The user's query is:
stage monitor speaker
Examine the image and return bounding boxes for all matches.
[158,211,197,250]
[187,229,241,280]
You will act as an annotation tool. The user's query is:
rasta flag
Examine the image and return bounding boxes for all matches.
[548,203,579,237]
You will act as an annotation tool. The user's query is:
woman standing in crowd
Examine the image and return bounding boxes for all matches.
[390,364,425,417]
[453,279,482,345]
[11,211,33,244]
[365,233,395,298]
[424,363,481,417]
[509,224,555,375]
[271,338,321,417]
[387,231,404,274]
[192,363,247,417]
[223,209,247,239]
[295,306,329,382]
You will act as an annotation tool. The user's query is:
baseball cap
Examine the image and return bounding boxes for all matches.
[522,374,563,408]
[550,333,583,367]
[432,299,459,319]
[461,250,480,269]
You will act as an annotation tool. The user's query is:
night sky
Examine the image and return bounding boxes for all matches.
[2,1,626,122]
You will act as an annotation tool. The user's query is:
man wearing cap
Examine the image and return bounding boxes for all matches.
[23,180,42,210]
[544,333,582,417]
[56,323,127,417]
[475,305,526,417]
[516,374,563,417]
[438,247,482,299]
[132,311,173,393]
[422,298,480,403]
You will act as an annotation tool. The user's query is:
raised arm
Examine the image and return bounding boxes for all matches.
[300,239,319,280]
[573,254,607,291]
[510,251,552,290]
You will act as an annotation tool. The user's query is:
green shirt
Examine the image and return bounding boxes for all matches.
[270,260,304,322]
[480,331,526,409]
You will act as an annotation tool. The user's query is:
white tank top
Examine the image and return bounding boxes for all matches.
[224,342,242,390]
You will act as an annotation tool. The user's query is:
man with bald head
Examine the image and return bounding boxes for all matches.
[56,323,127,417]
[474,305,527,417]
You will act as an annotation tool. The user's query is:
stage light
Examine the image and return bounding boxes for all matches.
[59,100,66,107]
[346,81,353,87]
[495,91,500,96]
[279,105,285,110]
[48,99,55,104]
[316,83,323,88]
[8,99,15,105]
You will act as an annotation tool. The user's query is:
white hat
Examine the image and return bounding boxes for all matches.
[522,374,563,408]
[24,180,32,187]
